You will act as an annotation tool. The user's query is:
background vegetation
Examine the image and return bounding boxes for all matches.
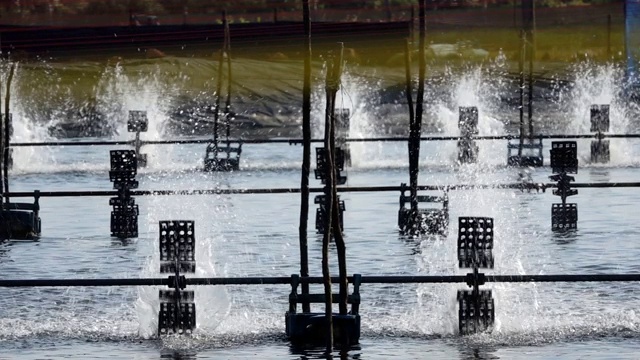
[0,0,620,17]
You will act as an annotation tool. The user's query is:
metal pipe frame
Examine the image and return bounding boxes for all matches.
[5,182,640,198]
[10,133,640,147]
[0,274,639,287]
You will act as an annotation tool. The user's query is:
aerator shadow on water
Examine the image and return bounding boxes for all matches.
[397,183,449,236]
[285,274,361,346]
[158,220,196,335]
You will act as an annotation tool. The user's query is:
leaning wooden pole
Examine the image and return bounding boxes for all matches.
[328,43,348,317]
[299,0,312,314]
[404,39,417,213]
[3,62,14,205]
[411,0,426,215]
[322,51,337,353]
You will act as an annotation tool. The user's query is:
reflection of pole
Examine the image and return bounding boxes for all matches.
[299,0,311,314]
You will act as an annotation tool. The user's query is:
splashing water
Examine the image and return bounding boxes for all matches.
[566,63,636,166]
[135,187,231,339]
[2,62,59,174]
[311,68,398,170]
[95,63,186,172]
[431,62,509,168]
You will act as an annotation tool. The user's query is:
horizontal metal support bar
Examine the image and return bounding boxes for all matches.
[5,182,640,198]
[0,274,639,287]
[289,134,640,144]
[10,139,281,147]
[10,134,640,147]
[0,182,629,198]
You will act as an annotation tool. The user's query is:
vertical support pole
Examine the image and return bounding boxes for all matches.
[607,14,612,60]
[625,0,631,83]
[385,0,392,22]
[300,0,311,314]
[411,0,426,214]
[3,62,14,206]
[213,11,227,149]
[518,36,526,155]
[523,0,535,143]
[224,14,233,153]
[410,6,415,44]
[0,64,4,203]
[328,44,348,319]
[404,39,416,213]
[135,131,141,158]
[322,48,338,354]
[183,5,188,26]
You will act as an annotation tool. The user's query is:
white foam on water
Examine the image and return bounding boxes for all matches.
[135,188,231,339]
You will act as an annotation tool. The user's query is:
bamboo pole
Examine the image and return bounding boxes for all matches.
[328,44,348,317]
[0,62,4,202]
[404,39,417,213]
[518,29,525,158]
[607,14,612,60]
[409,0,426,223]
[224,14,232,147]
[3,62,14,204]
[523,0,535,142]
[527,32,534,143]
[300,0,312,314]
[212,11,227,148]
[321,48,337,352]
